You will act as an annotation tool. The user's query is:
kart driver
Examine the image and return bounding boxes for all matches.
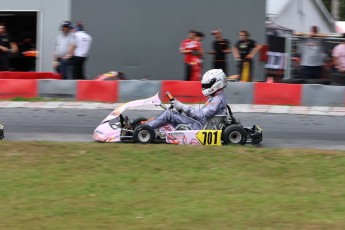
[146,69,228,130]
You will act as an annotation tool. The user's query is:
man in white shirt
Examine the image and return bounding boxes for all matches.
[68,22,92,80]
[53,21,74,79]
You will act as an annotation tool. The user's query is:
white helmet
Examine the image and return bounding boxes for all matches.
[201,69,227,96]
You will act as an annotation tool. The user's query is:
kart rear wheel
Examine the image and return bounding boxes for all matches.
[131,117,148,130]
[133,125,155,144]
[222,125,247,145]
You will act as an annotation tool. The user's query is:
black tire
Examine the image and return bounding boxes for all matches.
[133,125,155,144]
[131,117,147,130]
[222,125,247,145]
[0,125,4,140]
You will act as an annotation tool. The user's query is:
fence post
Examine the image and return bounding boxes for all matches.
[283,35,292,80]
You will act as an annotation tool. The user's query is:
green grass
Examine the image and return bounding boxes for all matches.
[1,142,345,230]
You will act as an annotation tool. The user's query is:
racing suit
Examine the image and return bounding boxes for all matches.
[190,40,203,81]
[146,90,228,130]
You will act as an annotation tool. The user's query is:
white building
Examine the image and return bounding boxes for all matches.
[267,0,335,34]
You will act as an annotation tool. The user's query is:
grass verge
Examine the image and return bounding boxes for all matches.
[1,141,345,230]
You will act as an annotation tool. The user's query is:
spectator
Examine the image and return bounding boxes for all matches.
[0,24,18,71]
[53,21,74,79]
[232,30,262,82]
[331,34,345,85]
[295,25,326,80]
[332,33,345,74]
[179,30,197,80]
[68,22,92,80]
[190,31,204,81]
[16,37,36,71]
[208,29,231,75]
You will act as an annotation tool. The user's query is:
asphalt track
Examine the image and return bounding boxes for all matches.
[1,107,345,151]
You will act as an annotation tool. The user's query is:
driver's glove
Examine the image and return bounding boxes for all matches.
[171,100,188,113]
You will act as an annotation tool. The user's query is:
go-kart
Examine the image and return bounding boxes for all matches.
[0,123,4,140]
[93,92,263,145]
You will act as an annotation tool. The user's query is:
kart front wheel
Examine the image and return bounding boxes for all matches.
[222,125,247,145]
[133,125,155,144]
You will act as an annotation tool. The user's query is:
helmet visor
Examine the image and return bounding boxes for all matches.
[202,78,216,90]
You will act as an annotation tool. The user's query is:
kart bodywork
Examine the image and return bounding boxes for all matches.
[93,93,263,145]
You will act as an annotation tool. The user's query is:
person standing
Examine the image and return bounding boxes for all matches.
[179,30,197,81]
[332,33,345,73]
[53,21,75,79]
[0,24,18,71]
[232,30,262,82]
[68,22,92,80]
[295,25,326,79]
[331,33,345,85]
[208,29,231,75]
[190,31,204,81]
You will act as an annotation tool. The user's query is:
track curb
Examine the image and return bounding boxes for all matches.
[1,101,344,116]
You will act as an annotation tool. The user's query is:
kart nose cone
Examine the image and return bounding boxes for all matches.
[93,122,121,142]
[93,129,106,142]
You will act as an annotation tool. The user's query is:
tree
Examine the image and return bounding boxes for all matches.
[321,0,345,20]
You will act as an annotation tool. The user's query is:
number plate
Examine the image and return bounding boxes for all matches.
[196,130,222,146]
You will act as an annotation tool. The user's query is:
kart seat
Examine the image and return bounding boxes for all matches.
[203,115,227,130]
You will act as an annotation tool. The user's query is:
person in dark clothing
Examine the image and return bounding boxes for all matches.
[232,30,262,81]
[208,29,231,75]
[0,25,18,71]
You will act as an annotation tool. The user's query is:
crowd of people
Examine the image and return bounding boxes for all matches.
[0,23,261,81]
[3,20,345,83]
[292,25,345,83]
[53,21,92,80]
[0,20,92,77]
[0,23,38,72]
[179,28,262,82]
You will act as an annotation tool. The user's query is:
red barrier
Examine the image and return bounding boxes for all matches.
[76,80,119,102]
[254,82,302,105]
[161,80,206,103]
[0,72,61,80]
[0,79,38,99]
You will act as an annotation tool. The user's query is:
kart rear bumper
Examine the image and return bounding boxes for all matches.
[245,125,263,144]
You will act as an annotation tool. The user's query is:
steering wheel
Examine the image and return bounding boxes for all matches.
[166,91,182,113]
